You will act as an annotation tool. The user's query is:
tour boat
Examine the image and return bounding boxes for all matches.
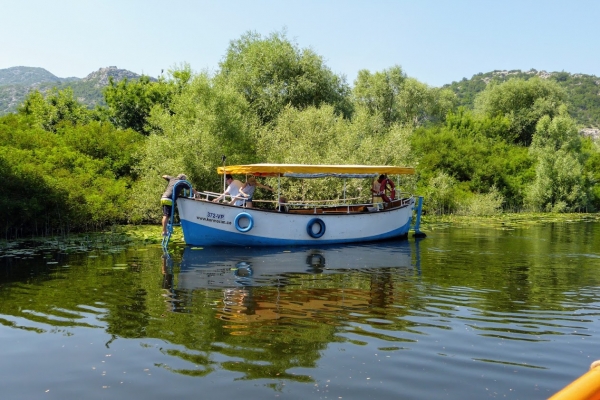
[163,164,424,247]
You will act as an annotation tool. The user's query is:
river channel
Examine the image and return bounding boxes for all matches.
[1,221,599,399]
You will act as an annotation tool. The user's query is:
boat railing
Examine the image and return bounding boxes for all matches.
[195,191,222,201]
[193,190,260,208]
[396,192,414,206]
[192,190,414,214]
[258,194,414,214]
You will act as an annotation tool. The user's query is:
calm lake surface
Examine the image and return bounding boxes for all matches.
[1,221,600,399]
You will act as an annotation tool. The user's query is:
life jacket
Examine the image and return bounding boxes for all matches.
[379,178,396,203]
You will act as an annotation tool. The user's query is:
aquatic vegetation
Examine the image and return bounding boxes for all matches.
[422,212,600,231]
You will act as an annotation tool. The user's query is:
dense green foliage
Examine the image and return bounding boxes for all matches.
[474,78,567,145]
[353,66,455,127]
[217,31,352,124]
[19,88,94,131]
[129,71,259,223]
[104,75,175,135]
[0,104,143,237]
[525,111,589,212]
[1,31,600,236]
[445,69,600,129]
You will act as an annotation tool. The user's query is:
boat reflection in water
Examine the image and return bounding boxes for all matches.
[153,239,424,381]
[168,240,421,325]
[177,239,419,289]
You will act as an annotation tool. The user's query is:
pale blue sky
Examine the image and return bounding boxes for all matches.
[1,0,598,87]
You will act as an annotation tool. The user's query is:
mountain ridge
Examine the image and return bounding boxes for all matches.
[0,66,152,114]
[0,66,73,86]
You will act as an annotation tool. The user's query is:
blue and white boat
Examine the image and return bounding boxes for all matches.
[169,164,424,247]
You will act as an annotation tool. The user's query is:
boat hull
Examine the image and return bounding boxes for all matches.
[177,197,416,246]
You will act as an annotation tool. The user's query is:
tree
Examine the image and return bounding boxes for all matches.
[525,111,589,211]
[217,31,352,124]
[103,68,189,135]
[128,72,258,223]
[352,66,407,126]
[352,66,455,127]
[19,87,92,132]
[254,104,414,204]
[475,78,567,145]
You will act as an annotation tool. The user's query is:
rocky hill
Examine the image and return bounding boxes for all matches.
[79,66,146,88]
[0,66,151,115]
[444,69,600,130]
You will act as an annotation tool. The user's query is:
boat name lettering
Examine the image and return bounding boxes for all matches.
[197,216,232,225]
[207,212,225,220]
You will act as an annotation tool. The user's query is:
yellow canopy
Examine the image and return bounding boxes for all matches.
[217,164,415,176]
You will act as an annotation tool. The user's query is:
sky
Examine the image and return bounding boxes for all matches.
[2,0,599,87]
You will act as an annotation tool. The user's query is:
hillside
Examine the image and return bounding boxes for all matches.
[0,66,151,115]
[444,69,600,130]
[0,66,77,86]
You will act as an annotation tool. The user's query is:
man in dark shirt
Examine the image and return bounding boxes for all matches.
[160,174,191,236]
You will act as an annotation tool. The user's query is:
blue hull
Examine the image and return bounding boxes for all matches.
[180,218,411,246]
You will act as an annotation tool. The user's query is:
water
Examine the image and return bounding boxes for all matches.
[1,222,600,399]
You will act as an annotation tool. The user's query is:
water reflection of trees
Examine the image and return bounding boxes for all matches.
[3,225,600,381]
[0,241,475,381]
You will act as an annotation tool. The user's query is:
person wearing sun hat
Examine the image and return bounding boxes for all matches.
[160,173,191,236]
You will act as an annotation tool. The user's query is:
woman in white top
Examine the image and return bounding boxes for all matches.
[237,176,274,208]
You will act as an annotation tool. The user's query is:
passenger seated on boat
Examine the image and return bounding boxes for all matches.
[277,197,289,213]
[237,176,274,208]
[213,174,244,206]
